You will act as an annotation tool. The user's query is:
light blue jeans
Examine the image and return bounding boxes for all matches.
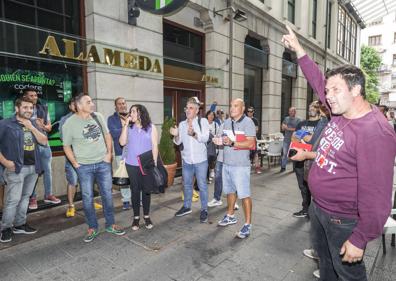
[31,145,52,198]
[76,161,115,230]
[182,160,208,211]
[213,161,223,201]
[281,140,291,169]
[115,156,131,203]
[1,165,38,230]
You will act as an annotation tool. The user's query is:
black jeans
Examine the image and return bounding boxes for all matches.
[294,165,311,212]
[309,202,367,281]
[125,164,151,217]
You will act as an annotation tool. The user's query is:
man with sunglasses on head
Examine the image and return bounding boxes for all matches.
[170,97,210,223]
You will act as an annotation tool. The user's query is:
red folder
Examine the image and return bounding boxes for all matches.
[234,131,256,150]
[289,141,312,151]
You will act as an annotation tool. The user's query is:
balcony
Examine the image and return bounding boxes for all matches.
[378,64,392,73]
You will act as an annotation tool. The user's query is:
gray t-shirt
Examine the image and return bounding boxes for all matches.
[220,116,256,166]
[62,112,109,164]
[282,116,301,142]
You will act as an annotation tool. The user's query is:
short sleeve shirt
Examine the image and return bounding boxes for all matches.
[220,116,256,166]
[62,112,109,164]
[282,116,301,142]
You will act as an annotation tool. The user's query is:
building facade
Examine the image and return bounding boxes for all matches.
[0,0,363,199]
[361,11,396,108]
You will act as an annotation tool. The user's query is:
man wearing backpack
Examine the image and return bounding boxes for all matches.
[170,97,210,223]
[62,93,125,242]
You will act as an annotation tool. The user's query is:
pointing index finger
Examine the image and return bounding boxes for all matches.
[285,24,295,37]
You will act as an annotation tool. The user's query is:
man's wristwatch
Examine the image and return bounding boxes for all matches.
[192,132,196,137]
[230,141,235,147]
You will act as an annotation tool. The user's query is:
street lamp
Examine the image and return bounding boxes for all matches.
[213,3,247,108]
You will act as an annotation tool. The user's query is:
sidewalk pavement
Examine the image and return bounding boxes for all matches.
[0,165,392,281]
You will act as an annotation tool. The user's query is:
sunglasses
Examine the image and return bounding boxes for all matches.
[247,110,254,113]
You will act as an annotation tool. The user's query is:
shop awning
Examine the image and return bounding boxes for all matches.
[346,0,396,26]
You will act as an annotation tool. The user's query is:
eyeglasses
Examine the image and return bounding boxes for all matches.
[247,110,254,113]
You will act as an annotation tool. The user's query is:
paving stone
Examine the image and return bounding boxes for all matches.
[0,254,33,281]
[57,253,126,281]
[10,241,72,274]
[34,268,74,281]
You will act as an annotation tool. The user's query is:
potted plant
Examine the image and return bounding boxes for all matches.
[159,117,177,187]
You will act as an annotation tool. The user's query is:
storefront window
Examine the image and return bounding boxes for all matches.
[0,0,83,153]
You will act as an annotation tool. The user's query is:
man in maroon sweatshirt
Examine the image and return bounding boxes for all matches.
[282,25,396,281]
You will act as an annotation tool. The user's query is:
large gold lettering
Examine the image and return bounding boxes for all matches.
[85,45,101,63]
[151,59,162,73]
[123,52,138,69]
[103,48,121,66]
[38,35,62,57]
[62,39,77,59]
[138,56,151,71]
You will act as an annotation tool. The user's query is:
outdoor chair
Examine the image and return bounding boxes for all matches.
[266,140,283,168]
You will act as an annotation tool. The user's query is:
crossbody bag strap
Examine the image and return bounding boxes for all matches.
[90,113,108,152]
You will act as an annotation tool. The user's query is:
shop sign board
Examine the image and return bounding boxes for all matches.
[136,0,189,16]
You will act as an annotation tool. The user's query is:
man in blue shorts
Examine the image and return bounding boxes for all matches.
[214,98,256,238]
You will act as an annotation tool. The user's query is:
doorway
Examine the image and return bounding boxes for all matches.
[164,87,202,124]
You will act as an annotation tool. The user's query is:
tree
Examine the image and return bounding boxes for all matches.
[360,45,382,104]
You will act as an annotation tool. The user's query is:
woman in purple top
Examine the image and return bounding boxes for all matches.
[119,104,159,231]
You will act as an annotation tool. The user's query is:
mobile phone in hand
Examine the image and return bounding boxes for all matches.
[288,149,298,158]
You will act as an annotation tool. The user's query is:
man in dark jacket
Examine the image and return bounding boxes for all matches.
[0,97,48,243]
[107,97,131,210]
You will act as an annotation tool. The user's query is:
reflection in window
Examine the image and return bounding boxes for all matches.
[336,6,357,64]
[312,0,317,39]
[288,0,295,24]
[0,0,81,35]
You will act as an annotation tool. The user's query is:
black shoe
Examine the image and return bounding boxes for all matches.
[13,224,37,234]
[280,168,286,173]
[175,206,192,217]
[200,210,208,223]
[0,228,12,243]
[144,217,153,229]
[293,210,308,218]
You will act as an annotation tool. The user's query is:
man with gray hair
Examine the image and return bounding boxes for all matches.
[170,97,210,223]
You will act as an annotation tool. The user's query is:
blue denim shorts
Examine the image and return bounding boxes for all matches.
[65,158,78,186]
[222,164,251,199]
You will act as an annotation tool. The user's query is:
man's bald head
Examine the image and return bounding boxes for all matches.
[230,98,245,120]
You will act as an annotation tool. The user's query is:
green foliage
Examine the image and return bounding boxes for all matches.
[360,45,381,104]
[159,117,176,165]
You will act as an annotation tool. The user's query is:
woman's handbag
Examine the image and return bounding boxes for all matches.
[112,159,130,186]
[138,150,167,194]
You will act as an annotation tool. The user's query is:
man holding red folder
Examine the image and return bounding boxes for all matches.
[290,101,321,218]
[214,98,256,239]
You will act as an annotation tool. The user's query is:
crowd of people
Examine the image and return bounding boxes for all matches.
[0,24,396,281]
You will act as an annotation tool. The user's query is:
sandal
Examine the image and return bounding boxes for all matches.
[144,217,153,229]
[132,217,140,231]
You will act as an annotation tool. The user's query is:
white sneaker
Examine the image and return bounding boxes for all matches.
[208,199,223,207]
[234,203,239,210]
[303,249,319,260]
[313,269,320,278]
